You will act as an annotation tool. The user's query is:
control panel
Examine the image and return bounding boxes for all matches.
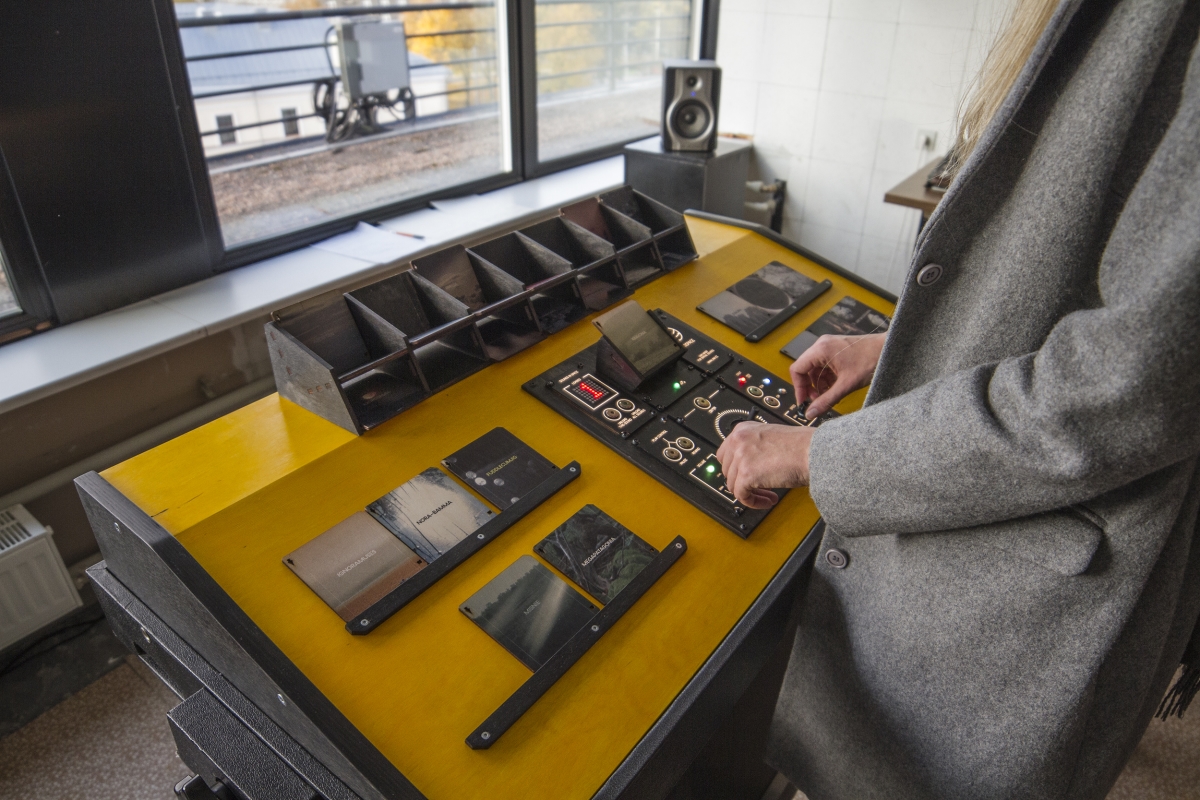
[525,310,835,537]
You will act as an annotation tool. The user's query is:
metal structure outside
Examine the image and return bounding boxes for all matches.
[179,1,692,160]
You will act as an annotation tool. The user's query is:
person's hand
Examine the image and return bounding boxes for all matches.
[716,423,814,509]
[790,333,886,419]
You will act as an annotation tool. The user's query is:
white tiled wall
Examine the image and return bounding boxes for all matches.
[717,0,1014,294]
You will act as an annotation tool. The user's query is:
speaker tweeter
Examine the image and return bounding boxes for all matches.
[662,59,721,152]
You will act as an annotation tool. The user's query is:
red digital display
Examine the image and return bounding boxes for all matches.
[578,381,605,399]
[564,373,616,410]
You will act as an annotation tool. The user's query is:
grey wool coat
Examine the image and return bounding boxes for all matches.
[766,1,1200,799]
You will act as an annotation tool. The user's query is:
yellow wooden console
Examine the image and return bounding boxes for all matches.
[101,215,895,800]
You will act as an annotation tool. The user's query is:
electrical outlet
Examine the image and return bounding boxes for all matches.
[916,130,938,150]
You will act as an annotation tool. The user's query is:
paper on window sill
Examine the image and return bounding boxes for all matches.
[308,221,424,265]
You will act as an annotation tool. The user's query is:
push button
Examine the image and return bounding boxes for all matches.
[825,548,849,569]
[916,263,943,286]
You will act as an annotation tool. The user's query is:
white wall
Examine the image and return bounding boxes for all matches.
[717,0,1014,295]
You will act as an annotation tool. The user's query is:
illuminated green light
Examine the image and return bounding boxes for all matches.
[673,382,681,390]
[706,464,716,473]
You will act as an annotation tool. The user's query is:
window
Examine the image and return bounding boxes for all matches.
[179,3,514,249]
[216,114,237,145]
[533,0,695,165]
[0,1,716,343]
[281,108,300,137]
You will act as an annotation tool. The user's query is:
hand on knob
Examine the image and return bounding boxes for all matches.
[790,333,886,419]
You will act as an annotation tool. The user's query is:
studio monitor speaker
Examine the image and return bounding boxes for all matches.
[662,59,721,152]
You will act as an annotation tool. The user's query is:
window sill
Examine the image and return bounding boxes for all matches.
[0,157,624,416]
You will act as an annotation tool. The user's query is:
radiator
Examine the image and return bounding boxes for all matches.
[0,504,82,651]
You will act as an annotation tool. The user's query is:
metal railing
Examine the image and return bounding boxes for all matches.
[183,1,500,145]
[180,1,691,145]
[175,2,495,28]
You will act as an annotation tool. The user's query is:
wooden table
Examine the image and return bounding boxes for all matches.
[884,157,946,224]
[78,214,896,800]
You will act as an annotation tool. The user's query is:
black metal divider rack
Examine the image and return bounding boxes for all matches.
[266,186,700,434]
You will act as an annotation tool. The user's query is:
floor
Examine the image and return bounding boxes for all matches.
[0,613,1197,800]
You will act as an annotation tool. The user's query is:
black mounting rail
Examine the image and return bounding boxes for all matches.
[466,535,687,749]
[348,462,582,634]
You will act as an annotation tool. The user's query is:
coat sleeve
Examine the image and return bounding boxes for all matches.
[808,42,1200,538]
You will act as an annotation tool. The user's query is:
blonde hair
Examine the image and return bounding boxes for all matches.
[952,0,1059,173]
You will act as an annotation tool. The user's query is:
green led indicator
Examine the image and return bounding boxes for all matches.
[673,382,681,390]
[706,464,716,473]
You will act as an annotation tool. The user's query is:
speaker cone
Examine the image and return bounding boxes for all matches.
[672,100,711,140]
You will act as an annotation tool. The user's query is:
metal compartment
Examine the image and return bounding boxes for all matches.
[266,294,427,434]
[468,232,587,333]
[518,217,629,311]
[348,272,490,393]
[561,197,664,288]
[412,245,544,361]
[600,186,699,271]
[266,184,698,434]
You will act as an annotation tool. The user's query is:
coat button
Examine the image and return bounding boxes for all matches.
[825,548,849,569]
[916,263,943,286]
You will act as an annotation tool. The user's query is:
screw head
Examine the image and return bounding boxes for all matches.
[569,466,577,472]
[477,533,485,539]
[675,542,683,549]
[591,625,599,632]
[739,523,746,530]
[481,731,491,740]
[360,619,369,626]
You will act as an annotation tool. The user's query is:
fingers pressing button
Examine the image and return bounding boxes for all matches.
[916,263,943,286]
[825,548,849,569]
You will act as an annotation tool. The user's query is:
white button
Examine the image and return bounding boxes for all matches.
[916,263,943,286]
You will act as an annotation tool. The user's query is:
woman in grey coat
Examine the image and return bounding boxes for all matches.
[715,0,1200,798]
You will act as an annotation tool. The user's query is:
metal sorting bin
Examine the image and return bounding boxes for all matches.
[265,186,699,434]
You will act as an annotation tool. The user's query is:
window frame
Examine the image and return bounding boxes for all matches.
[0,145,55,343]
[517,0,714,180]
[0,0,718,341]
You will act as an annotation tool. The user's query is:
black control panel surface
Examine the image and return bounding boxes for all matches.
[524,310,834,537]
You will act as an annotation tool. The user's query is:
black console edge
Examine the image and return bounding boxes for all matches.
[594,518,825,800]
[74,471,425,800]
[88,562,361,800]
